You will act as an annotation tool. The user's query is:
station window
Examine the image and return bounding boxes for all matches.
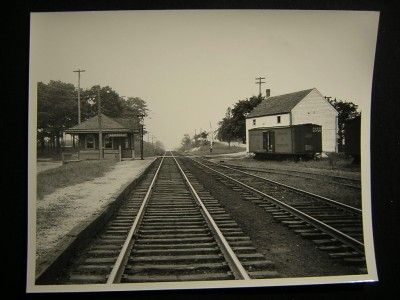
[277,116,281,123]
[253,119,256,126]
[104,136,113,149]
[86,135,95,149]
[124,137,129,149]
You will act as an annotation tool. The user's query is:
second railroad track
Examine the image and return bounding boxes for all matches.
[183,156,366,268]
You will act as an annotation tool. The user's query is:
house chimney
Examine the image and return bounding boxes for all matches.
[266,89,271,97]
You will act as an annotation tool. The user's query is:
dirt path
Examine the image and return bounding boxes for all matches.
[35,158,154,263]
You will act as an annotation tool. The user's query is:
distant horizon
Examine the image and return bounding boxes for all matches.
[30,10,379,148]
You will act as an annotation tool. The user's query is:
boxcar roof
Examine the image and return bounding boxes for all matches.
[65,113,138,134]
[247,88,314,118]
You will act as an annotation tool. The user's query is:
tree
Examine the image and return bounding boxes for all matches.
[80,85,124,119]
[37,80,77,151]
[327,97,361,151]
[231,95,264,143]
[37,80,151,155]
[180,134,192,151]
[217,95,263,144]
[80,88,149,134]
[121,97,148,118]
[154,140,165,155]
[217,108,235,147]
[193,131,209,147]
[198,131,208,140]
[138,139,165,157]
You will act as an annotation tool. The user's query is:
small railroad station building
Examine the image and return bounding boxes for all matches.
[246,88,338,153]
[64,113,138,160]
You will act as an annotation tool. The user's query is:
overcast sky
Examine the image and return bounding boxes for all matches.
[30,10,379,149]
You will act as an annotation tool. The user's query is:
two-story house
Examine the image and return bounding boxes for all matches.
[246,88,338,153]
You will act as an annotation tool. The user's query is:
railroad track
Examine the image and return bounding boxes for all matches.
[217,163,361,190]
[183,156,366,267]
[57,153,278,284]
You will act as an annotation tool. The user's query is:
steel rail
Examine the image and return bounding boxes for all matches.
[190,157,365,254]
[220,164,361,190]
[218,162,361,182]
[201,158,362,215]
[107,154,166,284]
[171,153,251,280]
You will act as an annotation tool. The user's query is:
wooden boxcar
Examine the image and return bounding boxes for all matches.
[248,123,322,158]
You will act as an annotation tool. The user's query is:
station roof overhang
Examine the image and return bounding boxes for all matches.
[65,128,132,134]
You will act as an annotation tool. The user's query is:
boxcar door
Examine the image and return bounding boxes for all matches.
[263,131,275,153]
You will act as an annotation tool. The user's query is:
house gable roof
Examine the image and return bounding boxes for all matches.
[65,114,137,133]
[246,88,314,118]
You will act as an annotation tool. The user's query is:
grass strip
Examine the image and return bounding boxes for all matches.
[37,160,117,200]
[187,142,245,155]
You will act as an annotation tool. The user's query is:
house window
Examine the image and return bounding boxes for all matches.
[253,119,256,126]
[86,135,95,149]
[104,136,113,149]
[277,116,281,123]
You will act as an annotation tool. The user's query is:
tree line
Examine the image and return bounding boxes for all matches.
[37,80,149,151]
[180,131,210,151]
[217,95,264,146]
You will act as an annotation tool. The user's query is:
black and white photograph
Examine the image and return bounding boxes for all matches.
[27,9,380,293]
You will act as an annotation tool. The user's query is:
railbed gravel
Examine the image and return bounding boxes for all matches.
[183,159,365,278]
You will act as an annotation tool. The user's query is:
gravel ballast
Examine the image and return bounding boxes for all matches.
[208,159,362,209]
[183,159,364,278]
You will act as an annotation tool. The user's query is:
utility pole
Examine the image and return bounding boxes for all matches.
[141,122,144,160]
[209,121,214,153]
[209,121,214,145]
[151,135,154,156]
[97,87,103,160]
[73,69,85,124]
[136,114,145,160]
[255,76,266,97]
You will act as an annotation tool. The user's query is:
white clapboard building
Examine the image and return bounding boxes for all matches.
[246,88,338,153]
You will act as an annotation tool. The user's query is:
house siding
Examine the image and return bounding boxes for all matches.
[291,89,338,152]
[245,113,290,152]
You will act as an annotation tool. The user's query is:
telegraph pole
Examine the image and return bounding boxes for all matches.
[73,69,85,124]
[255,76,266,96]
[141,122,144,160]
[151,135,154,156]
[209,121,214,146]
[209,121,214,153]
[98,87,103,160]
[137,114,145,160]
